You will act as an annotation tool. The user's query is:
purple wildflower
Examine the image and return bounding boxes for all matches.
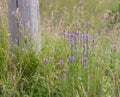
[63,31,66,36]
[60,59,64,65]
[92,38,96,44]
[64,69,69,73]
[69,33,77,39]
[80,38,82,42]
[80,58,83,63]
[44,58,48,63]
[70,39,73,44]
[72,33,77,39]
[77,31,80,36]
[71,56,75,61]
[84,33,89,41]
[68,56,74,61]
[70,33,74,38]
[68,32,71,38]
[83,43,86,49]
[74,49,77,54]
[84,57,88,66]
[68,56,71,61]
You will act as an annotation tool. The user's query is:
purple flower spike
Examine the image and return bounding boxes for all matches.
[70,33,73,38]
[44,58,48,63]
[70,39,73,44]
[83,43,86,49]
[92,38,96,44]
[74,49,77,54]
[71,56,75,61]
[80,58,83,63]
[72,33,77,39]
[77,31,80,36]
[63,31,66,36]
[68,56,71,61]
[60,59,64,65]
[69,33,77,39]
[80,38,82,42]
[68,56,74,61]
[68,33,71,38]
[84,33,89,41]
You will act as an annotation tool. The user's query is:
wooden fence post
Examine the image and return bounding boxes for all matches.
[7,0,40,51]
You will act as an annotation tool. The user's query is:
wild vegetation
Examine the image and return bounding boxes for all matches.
[0,0,120,97]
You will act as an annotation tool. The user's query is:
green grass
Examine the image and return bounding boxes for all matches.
[0,28,120,97]
[0,0,120,97]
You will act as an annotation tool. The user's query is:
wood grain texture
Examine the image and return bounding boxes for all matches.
[7,0,40,51]
[7,0,18,45]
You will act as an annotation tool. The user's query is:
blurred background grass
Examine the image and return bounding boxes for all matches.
[39,0,119,34]
[0,0,120,34]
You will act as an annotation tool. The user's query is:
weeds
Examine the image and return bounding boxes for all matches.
[0,0,120,97]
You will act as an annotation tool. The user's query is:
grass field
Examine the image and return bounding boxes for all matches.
[0,0,120,97]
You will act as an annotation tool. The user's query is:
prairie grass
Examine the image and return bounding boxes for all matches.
[0,0,120,97]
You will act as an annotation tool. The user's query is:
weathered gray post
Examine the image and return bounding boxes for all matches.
[7,0,40,51]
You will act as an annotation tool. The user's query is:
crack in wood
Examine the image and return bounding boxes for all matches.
[16,0,18,8]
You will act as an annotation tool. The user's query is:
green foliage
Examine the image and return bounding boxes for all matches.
[106,2,120,29]
[0,0,120,97]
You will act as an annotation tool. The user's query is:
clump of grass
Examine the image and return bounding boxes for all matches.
[36,24,120,97]
[0,21,120,97]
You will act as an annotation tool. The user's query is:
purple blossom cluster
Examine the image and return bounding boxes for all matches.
[60,59,64,65]
[41,20,119,83]
[43,29,96,67]
[68,56,75,61]
[43,25,97,75]
[64,30,96,66]
[84,33,89,41]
